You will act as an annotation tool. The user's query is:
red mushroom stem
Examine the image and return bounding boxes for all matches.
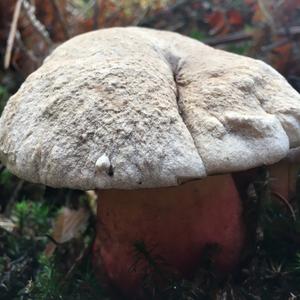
[93,174,244,296]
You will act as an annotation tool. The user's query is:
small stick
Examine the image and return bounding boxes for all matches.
[204,31,253,46]
[257,0,276,33]
[22,0,53,47]
[4,0,23,69]
[204,26,300,47]
[261,37,290,53]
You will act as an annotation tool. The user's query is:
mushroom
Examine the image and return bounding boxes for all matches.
[1,27,300,297]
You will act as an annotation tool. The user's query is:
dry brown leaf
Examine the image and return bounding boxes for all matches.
[45,207,90,256]
[227,9,243,27]
[205,10,226,36]
[0,215,17,232]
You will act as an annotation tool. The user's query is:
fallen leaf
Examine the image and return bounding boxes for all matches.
[45,207,90,256]
[205,10,226,36]
[227,9,243,27]
[0,215,17,232]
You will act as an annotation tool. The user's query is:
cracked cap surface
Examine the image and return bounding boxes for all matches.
[0,27,300,190]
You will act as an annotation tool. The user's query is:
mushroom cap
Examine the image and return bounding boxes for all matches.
[0,27,300,190]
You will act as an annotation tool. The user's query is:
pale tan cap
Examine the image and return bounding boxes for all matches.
[0,27,299,190]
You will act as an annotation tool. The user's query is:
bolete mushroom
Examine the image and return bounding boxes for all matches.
[1,27,300,297]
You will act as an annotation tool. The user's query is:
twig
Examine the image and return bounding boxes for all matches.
[4,0,23,69]
[22,0,53,47]
[278,26,300,38]
[204,31,253,46]
[165,21,186,32]
[257,0,276,33]
[44,234,64,246]
[261,37,290,53]
[49,0,70,39]
[204,26,300,46]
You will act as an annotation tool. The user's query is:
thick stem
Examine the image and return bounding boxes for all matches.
[93,174,244,296]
